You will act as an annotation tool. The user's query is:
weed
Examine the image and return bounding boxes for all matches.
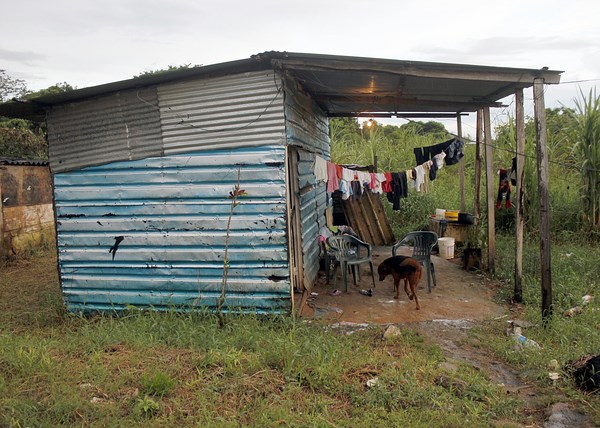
[140,371,176,397]
[134,395,160,418]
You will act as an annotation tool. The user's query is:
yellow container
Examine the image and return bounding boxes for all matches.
[445,210,459,221]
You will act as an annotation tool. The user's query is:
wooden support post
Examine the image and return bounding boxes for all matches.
[474,109,483,223]
[483,107,495,274]
[514,89,525,303]
[457,113,465,212]
[0,182,4,258]
[533,78,553,323]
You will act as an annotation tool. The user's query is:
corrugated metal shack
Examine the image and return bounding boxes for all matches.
[0,51,562,314]
[0,159,54,257]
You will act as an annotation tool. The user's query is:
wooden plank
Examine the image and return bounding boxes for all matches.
[533,78,553,323]
[514,89,525,303]
[483,106,495,274]
[365,192,386,245]
[357,196,378,244]
[457,113,465,212]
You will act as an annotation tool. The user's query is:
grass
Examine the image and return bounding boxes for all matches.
[473,234,600,423]
[0,249,529,427]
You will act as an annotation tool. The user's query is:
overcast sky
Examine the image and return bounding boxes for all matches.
[2,0,600,135]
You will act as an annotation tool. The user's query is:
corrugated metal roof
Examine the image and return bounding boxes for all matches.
[0,51,563,120]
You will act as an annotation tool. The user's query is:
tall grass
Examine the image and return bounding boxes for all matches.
[572,88,600,236]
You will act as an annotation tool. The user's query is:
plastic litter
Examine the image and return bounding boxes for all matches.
[360,289,373,297]
[330,289,342,296]
[512,326,541,349]
[366,377,379,387]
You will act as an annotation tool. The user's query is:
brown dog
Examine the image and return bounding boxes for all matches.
[378,256,422,310]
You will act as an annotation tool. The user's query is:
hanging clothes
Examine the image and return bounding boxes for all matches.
[326,161,339,193]
[382,172,393,193]
[497,168,512,209]
[386,172,408,210]
[340,168,355,200]
[314,155,328,182]
[510,157,517,185]
[373,173,387,194]
[414,138,464,166]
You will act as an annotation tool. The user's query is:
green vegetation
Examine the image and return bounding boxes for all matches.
[0,71,75,160]
[0,251,526,427]
[330,112,600,424]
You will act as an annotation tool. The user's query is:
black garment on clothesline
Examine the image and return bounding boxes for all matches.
[414,138,465,166]
[386,171,408,210]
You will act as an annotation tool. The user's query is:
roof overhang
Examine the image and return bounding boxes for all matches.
[0,51,562,121]
[256,52,562,116]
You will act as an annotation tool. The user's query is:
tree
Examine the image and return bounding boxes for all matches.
[0,70,28,102]
[0,72,75,159]
[26,82,75,99]
[134,64,198,78]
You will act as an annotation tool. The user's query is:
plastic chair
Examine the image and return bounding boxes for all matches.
[392,231,438,293]
[327,235,376,292]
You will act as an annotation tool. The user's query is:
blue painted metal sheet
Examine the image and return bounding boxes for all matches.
[54,145,291,313]
[284,76,330,288]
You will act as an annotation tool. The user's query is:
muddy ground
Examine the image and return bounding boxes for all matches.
[298,246,594,428]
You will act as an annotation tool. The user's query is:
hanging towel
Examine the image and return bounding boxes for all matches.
[314,155,328,182]
[326,161,339,193]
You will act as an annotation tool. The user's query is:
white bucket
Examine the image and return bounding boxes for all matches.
[438,237,455,260]
[435,208,446,218]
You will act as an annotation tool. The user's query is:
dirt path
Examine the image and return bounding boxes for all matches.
[299,246,594,427]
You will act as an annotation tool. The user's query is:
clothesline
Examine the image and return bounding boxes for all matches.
[314,137,466,210]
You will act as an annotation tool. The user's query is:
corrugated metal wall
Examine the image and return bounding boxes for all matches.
[283,77,330,288]
[158,71,285,154]
[54,146,290,312]
[47,87,163,173]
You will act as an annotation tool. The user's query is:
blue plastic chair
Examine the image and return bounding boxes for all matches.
[392,231,438,293]
[327,235,376,292]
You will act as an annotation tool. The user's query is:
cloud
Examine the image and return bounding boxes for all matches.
[0,48,46,66]
[413,36,598,67]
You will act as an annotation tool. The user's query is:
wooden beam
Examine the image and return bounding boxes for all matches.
[533,78,553,323]
[514,89,525,303]
[474,109,482,223]
[314,94,503,110]
[457,113,465,212]
[328,112,470,118]
[275,59,563,84]
[484,106,495,274]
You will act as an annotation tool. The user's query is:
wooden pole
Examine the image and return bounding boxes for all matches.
[0,182,4,258]
[514,89,525,303]
[483,106,495,274]
[533,78,552,323]
[474,109,482,223]
[457,113,465,212]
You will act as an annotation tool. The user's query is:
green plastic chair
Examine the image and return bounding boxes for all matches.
[326,235,376,292]
[392,231,438,293]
